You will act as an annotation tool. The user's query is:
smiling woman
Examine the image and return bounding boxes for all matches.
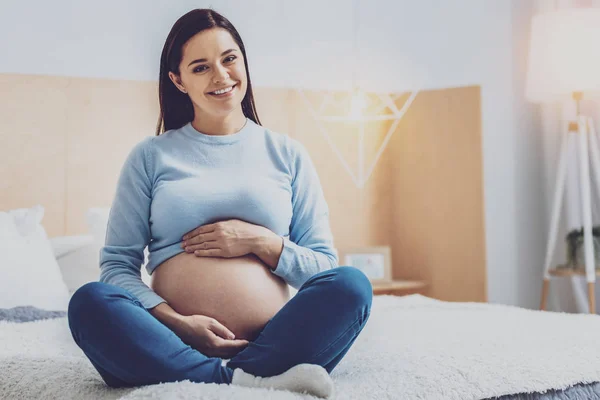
[159,17,256,137]
[67,8,371,398]
[151,23,291,342]
[168,30,246,128]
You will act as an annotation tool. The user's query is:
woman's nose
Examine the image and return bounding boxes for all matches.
[213,66,229,83]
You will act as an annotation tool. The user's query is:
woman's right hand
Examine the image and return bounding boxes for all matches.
[177,314,250,358]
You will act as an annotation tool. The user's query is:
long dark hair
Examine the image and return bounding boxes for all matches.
[156,9,261,135]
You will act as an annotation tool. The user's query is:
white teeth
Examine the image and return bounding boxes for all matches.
[213,86,234,95]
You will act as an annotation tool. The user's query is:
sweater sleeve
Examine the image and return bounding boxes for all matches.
[98,137,166,310]
[271,140,338,288]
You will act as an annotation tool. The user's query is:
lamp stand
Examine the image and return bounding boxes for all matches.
[540,95,598,314]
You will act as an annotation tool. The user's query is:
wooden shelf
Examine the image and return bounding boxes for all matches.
[372,280,428,296]
[549,266,600,277]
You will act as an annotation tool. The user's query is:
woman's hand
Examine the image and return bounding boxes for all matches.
[181,219,266,258]
[176,314,249,358]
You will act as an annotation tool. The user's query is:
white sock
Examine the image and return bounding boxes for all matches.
[231,363,334,398]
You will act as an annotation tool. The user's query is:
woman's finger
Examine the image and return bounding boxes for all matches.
[214,337,250,349]
[209,319,236,340]
[194,249,222,257]
[185,232,218,246]
[212,337,250,358]
[183,223,216,241]
[185,240,219,252]
[212,339,250,358]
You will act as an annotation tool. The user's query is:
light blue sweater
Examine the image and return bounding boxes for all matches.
[99,118,338,309]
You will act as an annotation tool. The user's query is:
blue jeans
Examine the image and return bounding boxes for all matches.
[67,266,372,388]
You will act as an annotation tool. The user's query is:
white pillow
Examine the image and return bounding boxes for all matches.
[49,234,98,294]
[0,206,71,311]
[86,207,110,246]
[85,207,151,286]
[50,234,95,259]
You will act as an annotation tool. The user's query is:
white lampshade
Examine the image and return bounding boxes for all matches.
[526,8,600,103]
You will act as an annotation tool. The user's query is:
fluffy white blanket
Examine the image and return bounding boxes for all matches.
[2,294,600,400]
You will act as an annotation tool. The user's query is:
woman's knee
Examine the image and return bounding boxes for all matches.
[67,282,107,340]
[69,281,104,307]
[329,266,373,310]
[68,281,120,324]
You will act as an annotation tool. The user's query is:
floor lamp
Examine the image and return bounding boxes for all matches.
[525,8,600,313]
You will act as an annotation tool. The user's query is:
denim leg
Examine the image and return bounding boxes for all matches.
[227,266,372,377]
[67,282,233,387]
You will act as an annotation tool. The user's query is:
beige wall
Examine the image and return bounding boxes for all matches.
[0,73,486,302]
[388,87,486,302]
[0,74,158,236]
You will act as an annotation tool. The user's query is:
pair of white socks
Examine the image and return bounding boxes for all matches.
[231,363,334,398]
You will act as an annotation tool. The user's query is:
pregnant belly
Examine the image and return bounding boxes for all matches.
[151,252,290,341]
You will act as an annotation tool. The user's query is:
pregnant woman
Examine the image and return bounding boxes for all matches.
[67,8,372,398]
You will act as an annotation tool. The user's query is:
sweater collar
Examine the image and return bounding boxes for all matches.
[179,118,257,145]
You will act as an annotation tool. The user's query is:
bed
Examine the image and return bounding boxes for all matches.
[3,294,600,399]
[1,205,600,399]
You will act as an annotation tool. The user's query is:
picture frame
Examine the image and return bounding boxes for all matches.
[338,246,392,283]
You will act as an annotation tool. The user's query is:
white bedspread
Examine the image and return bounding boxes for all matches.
[2,294,600,400]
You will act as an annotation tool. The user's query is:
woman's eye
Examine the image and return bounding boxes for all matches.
[193,56,235,73]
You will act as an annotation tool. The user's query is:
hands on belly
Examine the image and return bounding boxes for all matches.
[174,314,250,358]
[151,246,289,349]
[181,218,266,258]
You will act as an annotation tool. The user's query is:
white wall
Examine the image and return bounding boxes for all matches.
[511,0,547,310]
[0,0,547,307]
[531,0,600,313]
[0,0,514,91]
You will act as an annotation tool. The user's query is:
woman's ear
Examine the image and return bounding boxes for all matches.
[168,71,187,94]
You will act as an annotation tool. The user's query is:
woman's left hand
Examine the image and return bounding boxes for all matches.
[181,219,264,258]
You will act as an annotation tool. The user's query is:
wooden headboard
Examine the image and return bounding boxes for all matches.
[0,73,487,302]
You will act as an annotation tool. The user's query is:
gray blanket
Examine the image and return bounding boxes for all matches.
[0,306,67,323]
[487,382,600,400]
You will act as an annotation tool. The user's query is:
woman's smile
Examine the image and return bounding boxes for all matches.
[207,83,237,99]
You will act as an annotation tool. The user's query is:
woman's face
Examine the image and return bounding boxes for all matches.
[169,28,247,119]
